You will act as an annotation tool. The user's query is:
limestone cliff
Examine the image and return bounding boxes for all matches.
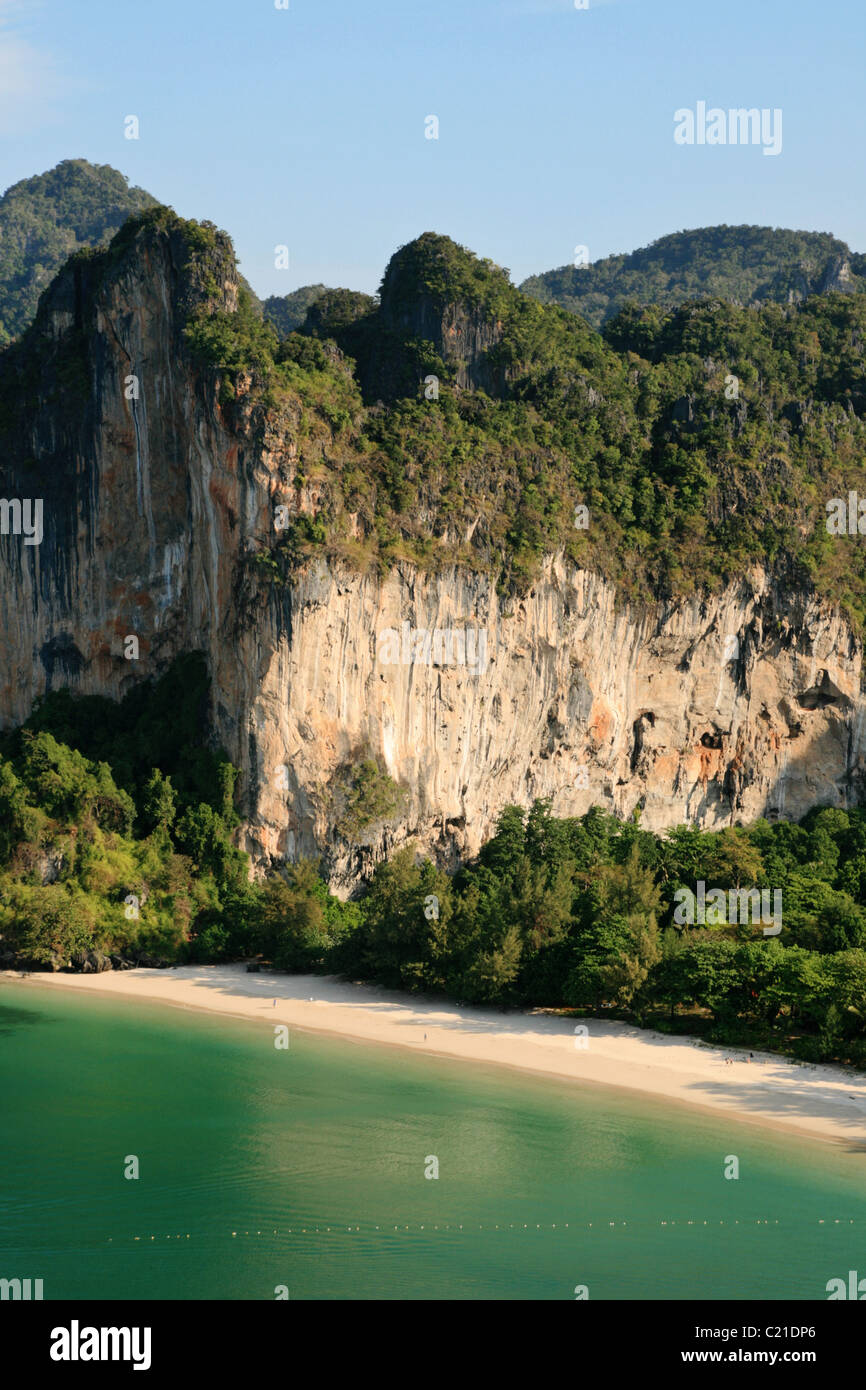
[240,556,866,891]
[1,214,865,892]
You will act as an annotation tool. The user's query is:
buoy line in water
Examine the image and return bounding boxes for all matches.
[115,1215,858,1242]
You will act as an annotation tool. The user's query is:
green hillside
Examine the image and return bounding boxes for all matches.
[5,213,866,628]
[0,159,158,346]
[178,223,866,623]
[263,284,331,336]
[521,225,866,328]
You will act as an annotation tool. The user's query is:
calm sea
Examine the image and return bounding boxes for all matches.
[1,980,863,1300]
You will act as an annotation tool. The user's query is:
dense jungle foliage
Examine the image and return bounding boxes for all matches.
[1,666,864,1067]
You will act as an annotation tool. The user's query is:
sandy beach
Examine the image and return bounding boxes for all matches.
[4,964,866,1146]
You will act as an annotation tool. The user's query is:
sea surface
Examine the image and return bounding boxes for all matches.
[1,979,864,1300]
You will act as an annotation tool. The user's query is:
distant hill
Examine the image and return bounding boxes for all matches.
[263,285,332,337]
[0,159,159,345]
[521,225,866,328]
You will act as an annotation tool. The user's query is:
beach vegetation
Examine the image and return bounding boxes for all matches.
[1,665,865,1067]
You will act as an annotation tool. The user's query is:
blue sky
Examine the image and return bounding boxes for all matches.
[2,0,864,298]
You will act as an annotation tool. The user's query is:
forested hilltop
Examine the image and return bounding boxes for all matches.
[5,202,866,617]
[521,225,866,328]
[1,661,864,1068]
[262,284,331,336]
[170,213,866,624]
[0,160,158,346]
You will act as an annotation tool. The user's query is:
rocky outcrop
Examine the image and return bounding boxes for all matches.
[70,950,112,973]
[1,218,865,893]
[0,949,161,972]
[360,231,508,397]
[379,292,504,393]
[784,254,857,304]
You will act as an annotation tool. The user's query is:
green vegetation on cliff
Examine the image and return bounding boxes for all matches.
[195,226,866,621]
[0,205,241,435]
[5,211,866,626]
[521,225,866,328]
[0,159,158,346]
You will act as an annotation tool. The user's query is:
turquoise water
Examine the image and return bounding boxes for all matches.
[1,979,863,1300]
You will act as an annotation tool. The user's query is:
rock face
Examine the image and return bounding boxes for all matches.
[1,218,865,892]
[241,555,866,890]
[353,232,508,398]
[70,950,112,973]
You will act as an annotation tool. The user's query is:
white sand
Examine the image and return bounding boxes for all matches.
[4,964,866,1146]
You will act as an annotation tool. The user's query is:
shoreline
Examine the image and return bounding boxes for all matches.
[4,964,866,1147]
